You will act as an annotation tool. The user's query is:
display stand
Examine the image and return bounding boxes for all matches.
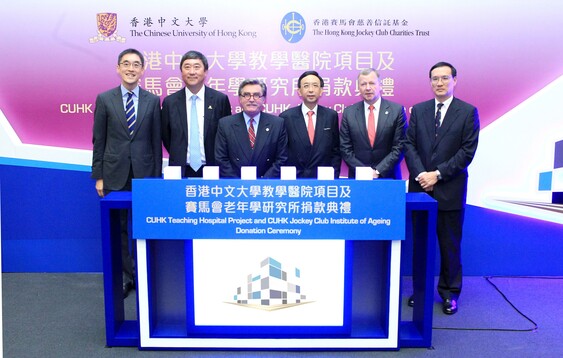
[100,181,436,350]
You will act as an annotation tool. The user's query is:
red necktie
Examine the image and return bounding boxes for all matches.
[367,105,376,146]
[248,118,256,149]
[307,110,315,144]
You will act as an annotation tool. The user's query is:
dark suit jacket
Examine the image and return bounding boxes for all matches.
[161,86,231,174]
[91,86,162,191]
[279,104,341,178]
[404,97,480,211]
[215,112,288,178]
[339,99,406,178]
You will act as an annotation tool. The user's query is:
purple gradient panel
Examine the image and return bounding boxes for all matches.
[554,140,563,169]
[1,2,563,151]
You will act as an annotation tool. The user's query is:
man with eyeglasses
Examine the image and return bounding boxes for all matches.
[340,68,406,179]
[161,50,232,177]
[92,48,162,298]
[279,70,341,178]
[215,78,288,178]
[404,61,480,315]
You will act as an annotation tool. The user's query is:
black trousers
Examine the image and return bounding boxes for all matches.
[412,208,464,301]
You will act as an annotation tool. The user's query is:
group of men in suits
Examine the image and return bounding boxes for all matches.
[91,48,479,314]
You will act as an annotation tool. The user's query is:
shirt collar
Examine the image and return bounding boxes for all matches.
[301,104,318,118]
[364,97,382,111]
[186,86,206,100]
[435,96,454,111]
[121,85,139,97]
[243,112,261,126]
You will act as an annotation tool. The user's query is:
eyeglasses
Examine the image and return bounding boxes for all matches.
[301,83,321,90]
[431,76,452,84]
[120,61,143,70]
[240,93,264,100]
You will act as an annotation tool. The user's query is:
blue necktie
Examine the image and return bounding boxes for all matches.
[125,92,136,136]
[189,95,202,171]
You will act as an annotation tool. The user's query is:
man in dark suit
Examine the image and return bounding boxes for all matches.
[215,79,288,178]
[161,50,231,177]
[91,48,162,297]
[279,71,340,178]
[340,68,406,179]
[404,61,480,315]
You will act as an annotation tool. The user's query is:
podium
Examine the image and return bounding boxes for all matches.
[100,179,436,350]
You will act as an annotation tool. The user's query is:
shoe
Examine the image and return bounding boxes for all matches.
[442,298,458,315]
[407,295,414,307]
[123,281,134,299]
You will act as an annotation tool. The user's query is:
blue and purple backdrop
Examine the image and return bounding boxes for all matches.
[1,0,562,273]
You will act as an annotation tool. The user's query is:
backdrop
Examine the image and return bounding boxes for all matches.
[1,0,562,273]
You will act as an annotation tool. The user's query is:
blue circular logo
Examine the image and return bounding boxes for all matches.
[281,12,306,43]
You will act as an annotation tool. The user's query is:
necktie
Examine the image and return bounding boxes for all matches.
[307,110,315,144]
[189,95,202,171]
[248,118,256,149]
[367,105,376,146]
[125,92,136,136]
[435,103,444,136]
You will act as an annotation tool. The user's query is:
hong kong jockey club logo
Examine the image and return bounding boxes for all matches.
[280,12,306,43]
[90,13,126,43]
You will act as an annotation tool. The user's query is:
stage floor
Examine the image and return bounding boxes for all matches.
[2,274,562,357]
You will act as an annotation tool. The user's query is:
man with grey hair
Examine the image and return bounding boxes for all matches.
[215,78,288,178]
[340,68,406,178]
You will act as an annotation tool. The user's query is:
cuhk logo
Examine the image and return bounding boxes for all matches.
[281,12,306,43]
[90,13,126,43]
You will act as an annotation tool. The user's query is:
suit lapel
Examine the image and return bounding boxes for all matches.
[203,88,213,138]
[252,114,272,160]
[110,87,129,134]
[295,105,313,149]
[176,90,188,141]
[232,114,253,161]
[434,98,458,147]
[355,103,370,147]
[374,100,390,146]
[134,89,150,138]
[423,101,436,142]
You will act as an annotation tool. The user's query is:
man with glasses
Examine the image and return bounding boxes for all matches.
[215,78,288,178]
[340,68,406,179]
[92,48,162,298]
[161,50,232,177]
[279,70,341,178]
[404,61,480,315]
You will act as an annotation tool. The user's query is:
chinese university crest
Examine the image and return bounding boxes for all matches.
[90,13,126,43]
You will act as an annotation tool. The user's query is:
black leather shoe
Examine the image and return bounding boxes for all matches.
[123,281,134,299]
[442,299,458,315]
[407,296,414,307]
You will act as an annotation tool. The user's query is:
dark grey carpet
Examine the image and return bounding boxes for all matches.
[3,274,562,357]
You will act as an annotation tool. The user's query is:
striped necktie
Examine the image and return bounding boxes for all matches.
[435,103,444,136]
[125,91,136,136]
[248,118,256,149]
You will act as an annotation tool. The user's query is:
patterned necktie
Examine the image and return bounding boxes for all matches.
[307,110,315,144]
[125,91,136,136]
[248,118,256,149]
[189,95,202,171]
[367,105,376,146]
[435,103,444,136]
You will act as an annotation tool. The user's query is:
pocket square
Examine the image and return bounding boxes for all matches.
[323,127,331,130]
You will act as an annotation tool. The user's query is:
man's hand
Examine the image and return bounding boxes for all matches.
[416,171,439,191]
[95,179,104,197]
